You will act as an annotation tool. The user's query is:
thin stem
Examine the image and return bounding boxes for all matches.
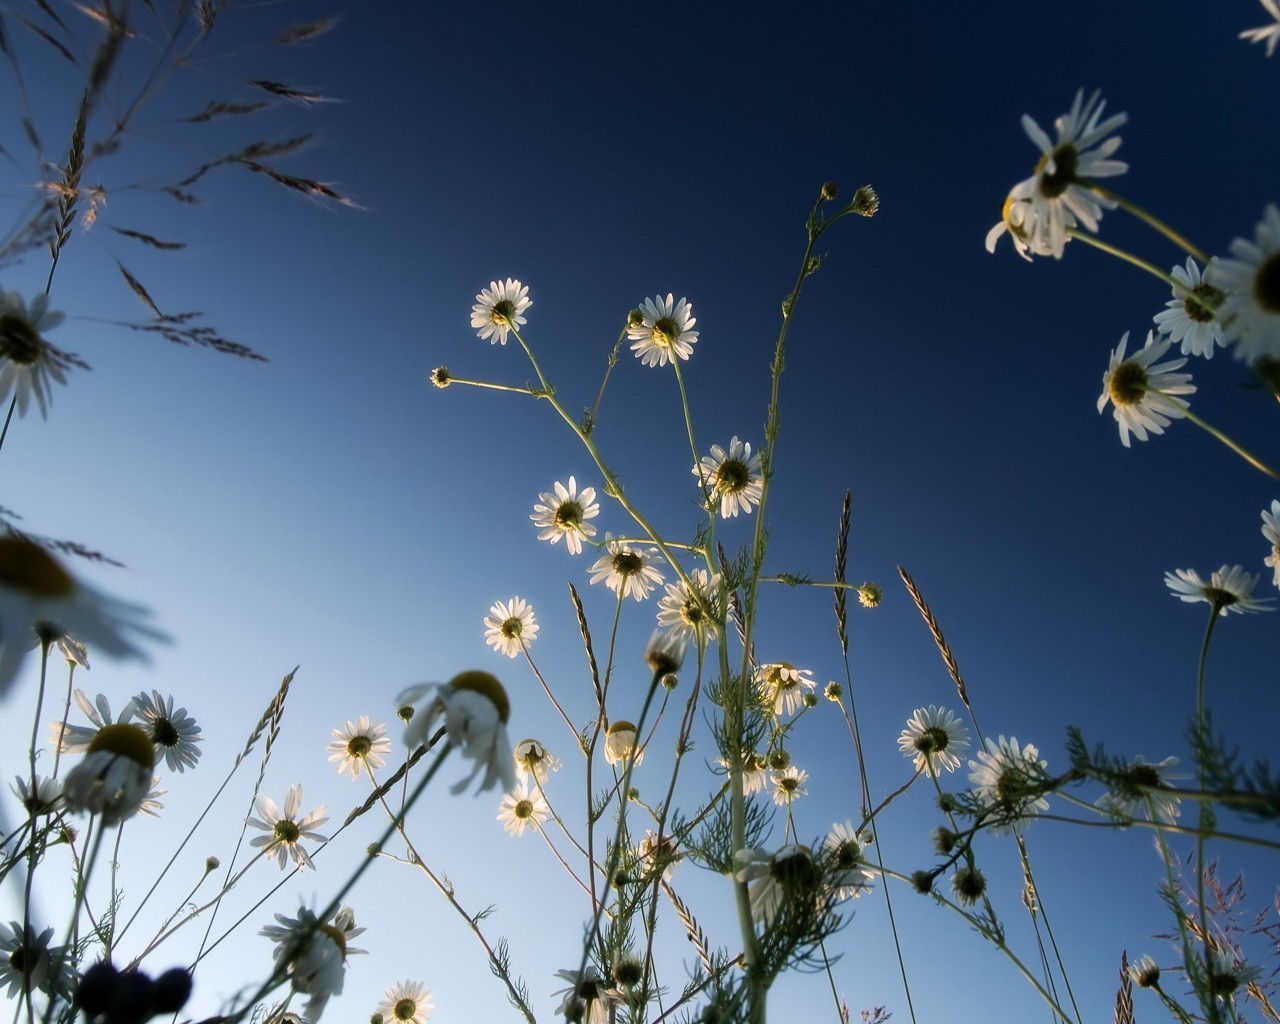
[1088,182,1210,263]
[1067,228,1179,285]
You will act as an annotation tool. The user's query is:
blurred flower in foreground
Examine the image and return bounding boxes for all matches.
[247,784,329,870]
[378,980,433,1024]
[553,966,622,1024]
[757,662,816,717]
[967,736,1050,835]
[1240,0,1280,57]
[483,596,538,659]
[1207,947,1264,1003]
[497,778,549,836]
[0,536,162,698]
[644,627,687,676]
[327,716,392,779]
[261,906,365,1022]
[127,690,203,773]
[399,670,516,794]
[1097,330,1195,448]
[626,293,698,367]
[656,569,721,646]
[0,289,83,418]
[695,437,763,519]
[898,705,971,774]
[1207,203,1280,363]
[1153,258,1226,359]
[530,476,600,555]
[513,738,560,783]
[1165,565,1274,615]
[62,722,156,825]
[733,844,820,928]
[588,536,664,601]
[1095,754,1183,825]
[471,278,530,345]
[603,720,642,767]
[0,921,71,998]
[1262,500,1280,588]
[824,821,876,899]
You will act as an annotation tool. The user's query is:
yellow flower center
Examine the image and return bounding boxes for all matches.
[514,799,534,820]
[1107,360,1149,407]
[449,669,510,724]
[393,998,417,1021]
[86,723,157,768]
[0,537,75,597]
[489,299,515,326]
[347,734,373,757]
[714,458,750,494]
[553,500,583,528]
[650,316,679,347]
[274,819,302,844]
[500,616,523,639]
[612,551,642,576]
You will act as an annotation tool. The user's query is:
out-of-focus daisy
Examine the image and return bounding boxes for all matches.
[471,278,530,346]
[513,738,560,783]
[996,89,1128,259]
[12,775,61,816]
[399,671,517,794]
[327,716,392,779]
[770,765,809,805]
[378,980,433,1024]
[656,569,720,645]
[138,776,166,818]
[823,821,876,899]
[1165,565,1274,615]
[1097,330,1195,447]
[1128,955,1161,988]
[531,477,599,555]
[967,736,1051,835]
[61,723,156,826]
[716,752,769,794]
[897,705,971,775]
[757,662,816,717]
[694,437,763,519]
[126,691,202,773]
[603,721,642,767]
[1154,258,1227,359]
[56,636,87,669]
[985,193,1070,261]
[1095,755,1184,825]
[553,967,622,1024]
[0,289,84,418]
[1207,947,1264,1003]
[626,293,698,367]
[261,906,364,1023]
[483,597,538,659]
[1208,203,1280,363]
[1262,500,1280,588]
[644,627,687,678]
[0,921,71,998]
[247,784,329,870]
[732,844,821,928]
[637,828,679,880]
[49,689,117,754]
[497,779,549,836]
[588,536,664,601]
[1240,0,1280,57]
[0,536,162,697]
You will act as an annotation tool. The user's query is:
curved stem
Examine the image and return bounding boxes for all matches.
[1087,182,1210,263]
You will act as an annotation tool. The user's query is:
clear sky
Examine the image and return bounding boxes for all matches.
[2,2,1278,1023]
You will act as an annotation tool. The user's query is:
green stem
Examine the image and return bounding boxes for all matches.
[1087,182,1210,263]
[1067,229,1179,286]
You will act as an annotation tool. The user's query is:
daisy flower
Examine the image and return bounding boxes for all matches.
[656,569,720,645]
[716,752,769,794]
[247,784,329,870]
[49,689,117,754]
[553,967,622,1024]
[637,828,679,880]
[138,776,166,818]
[996,89,1128,259]
[603,721,643,767]
[126,691,203,773]
[61,723,157,826]
[898,705,971,775]
[1154,258,1227,358]
[770,765,809,805]
[497,779,549,836]
[261,906,364,1023]
[1207,203,1280,363]
[645,627,688,677]
[12,775,61,816]
[1207,947,1264,1003]
[1240,0,1280,57]
[471,278,531,345]
[0,536,162,697]
[1097,330,1195,447]
[513,738,560,783]
[399,671,516,794]
[967,736,1051,835]
[484,596,539,659]
[0,289,84,418]
[0,921,71,998]
[588,536,664,601]
[985,193,1073,261]
[1262,500,1280,588]
[327,716,392,779]
[626,293,698,367]
[531,477,599,555]
[379,980,433,1024]
[732,844,822,928]
[757,662,816,717]
[1128,955,1161,988]
[823,821,876,899]
[1095,755,1184,825]
[1165,565,1274,615]
[694,437,763,518]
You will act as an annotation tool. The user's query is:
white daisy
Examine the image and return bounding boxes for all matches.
[694,437,763,519]
[56,635,88,668]
[379,980,433,1024]
[603,720,642,767]
[1207,947,1264,1003]
[897,705,971,775]
[552,967,622,1024]
[1095,755,1183,825]
[531,477,599,555]
[1207,203,1280,363]
[0,921,71,998]
[49,688,117,754]
[1240,0,1280,57]
[644,627,688,677]
[986,193,1076,261]
[0,536,162,697]
[823,821,876,899]
[716,752,769,795]
[326,716,392,779]
[470,278,531,345]
[126,690,203,773]
[967,736,1051,835]
[11,775,61,816]
[483,596,538,659]
[770,765,809,805]
[261,906,364,1023]
[497,778,549,836]
[756,662,816,717]
[399,671,517,794]
[0,289,84,418]
[626,293,698,367]
[1097,330,1195,447]
[656,569,721,645]
[1165,565,1275,615]
[732,844,821,928]
[1128,954,1161,988]
[513,738,560,784]
[61,723,157,826]
[588,536,664,601]
[138,775,166,818]
[637,828,679,880]
[247,784,329,870]
[1262,500,1280,589]
[1153,258,1227,358]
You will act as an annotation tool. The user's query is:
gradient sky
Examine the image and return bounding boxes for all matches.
[2,2,1279,1022]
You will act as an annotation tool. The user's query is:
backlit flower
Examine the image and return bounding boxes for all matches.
[1240,0,1280,57]
[1097,330,1195,447]
[12,775,61,816]
[1128,954,1160,988]
[898,705,971,775]
[327,716,392,779]
[531,477,599,555]
[399,671,516,794]
[588,536,664,601]
[379,980,433,1024]
[0,289,83,418]
[695,437,763,518]
[823,821,876,899]
[49,689,117,754]
[247,784,329,870]
[656,569,720,645]
[627,293,698,367]
[471,278,531,345]
[757,662,816,717]
[604,721,642,767]
[1154,258,1226,359]
[553,966,622,1024]
[0,921,71,998]
[126,690,202,773]
[513,738,560,783]
[1207,947,1264,1003]
[637,828,679,880]
[1262,500,1280,588]
[61,723,156,825]
[770,765,809,805]
[1165,565,1274,615]
[1208,203,1280,363]
[261,906,364,1022]
[732,844,822,928]
[1095,755,1183,825]
[497,779,549,836]
[968,736,1050,834]
[484,596,538,659]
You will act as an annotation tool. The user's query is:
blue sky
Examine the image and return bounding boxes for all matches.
[2,2,1278,1022]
